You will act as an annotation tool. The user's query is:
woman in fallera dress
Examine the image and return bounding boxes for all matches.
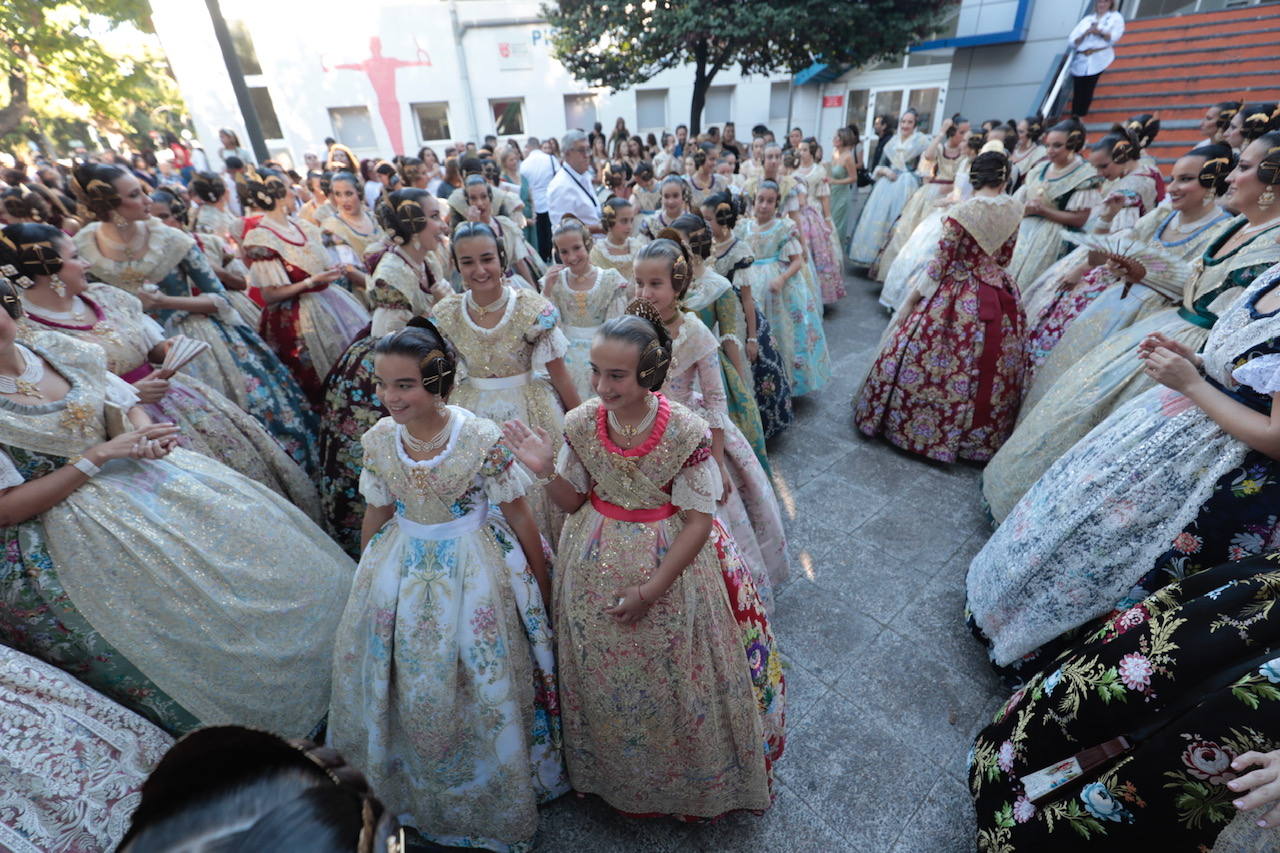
[703,190,794,439]
[791,138,846,303]
[189,171,242,245]
[736,180,831,396]
[1004,118,1102,290]
[0,278,352,738]
[541,216,630,402]
[1007,115,1047,191]
[502,303,783,821]
[318,189,452,556]
[71,162,319,471]
[848,108,928,267]
[10,222,318,514]
[431,221,581,543]
[589,195,645,283]
[854,151,1028,463]
[328,321,566,852]
[242,166,369,404]
[982,135,1280,522]
[319,171,387,304]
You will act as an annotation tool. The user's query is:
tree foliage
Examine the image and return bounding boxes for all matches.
[542,0,952,134]
[1,0,187,154]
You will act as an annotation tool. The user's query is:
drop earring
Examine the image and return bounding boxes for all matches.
[1261,186,1277,210]
[412,235,422,251]
[50,274,66,298]
[1202,192,1214,207]
[110,211,127,228]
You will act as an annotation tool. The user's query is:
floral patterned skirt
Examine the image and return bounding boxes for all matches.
[749,307,795,441]
[1026,270,1112,372]
[318,332,384,557]
[797,206,846,304]
[740,260,831,397]
[971,553,1280,851]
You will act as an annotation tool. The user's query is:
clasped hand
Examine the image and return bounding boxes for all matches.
[1138,332,1203,392]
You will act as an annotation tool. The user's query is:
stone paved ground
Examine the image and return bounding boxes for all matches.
[531,271,1006,853]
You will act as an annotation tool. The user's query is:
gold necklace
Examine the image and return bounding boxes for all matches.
[466,286,509,317]
[607,394,658,446]
[401,412,452,455]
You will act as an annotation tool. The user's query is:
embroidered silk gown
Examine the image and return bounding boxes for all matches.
[735,217,831,396]
[243,217,370,403]
[318,249,450,556]
[554,396,782,818]
[542,265,630,401]
[873,146,965,281]
[76,219,318,470]
[854,194,1027,463]
[20,284,319,514]
[0,332,353,736]
[588,236,644,285]
[191,230,261,328]
[712,237,794,439]
[192,203,240,244]
[848,131,928,266]
[792,163,847,303]
[968,264,1280,668]
[982,217,1280,522]
[319,212,387,305]
[432,287,570,543]
[1005,158,1102,290]
[878,159,975,311]
[329,410,566,852]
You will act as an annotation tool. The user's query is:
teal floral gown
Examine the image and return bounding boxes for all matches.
[76,219,319,473]
[970,551,1280,851]
[0,332,352,737]
[685,267,770,473]
[712,237,794,439]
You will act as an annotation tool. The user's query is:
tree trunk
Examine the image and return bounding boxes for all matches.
[689,39,708,136]
[0,73,31,139]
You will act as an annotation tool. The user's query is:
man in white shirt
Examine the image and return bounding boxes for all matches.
[547,129,604,235]
[520,136,560,260]
[1067,0,1125,117]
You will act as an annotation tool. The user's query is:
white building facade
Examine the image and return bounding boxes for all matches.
[148,0,963,167]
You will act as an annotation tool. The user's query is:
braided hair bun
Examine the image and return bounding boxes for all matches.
[639,230,694,298]
[237,166,289,212]
[373,316,457,398]
[1187,143,1236,194]
[1095,125,1141,164]
[969,151,1011,190]
[1048,117,1087,152]
[609,297,674,391]
[150,188,190,228]
[670,213,712,260]
[189,171,227,204]
[375,188,433,246]
[1241,103,1280,142]
[702,189,740,229]
[71,162,127,220]
[600,196,632,231]
[1255,132,1280,188]
[1124,114,1160,149]
[0,222,66,288]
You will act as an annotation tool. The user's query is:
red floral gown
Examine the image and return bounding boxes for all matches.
[853,193,1028,462]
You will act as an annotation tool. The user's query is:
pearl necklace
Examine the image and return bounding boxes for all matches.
[466,286,509,317]
[607,394,659,446]
[0,344,45,398]
[401,412,452,455]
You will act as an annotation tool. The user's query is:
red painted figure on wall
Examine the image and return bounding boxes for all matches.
[323,36,431,155]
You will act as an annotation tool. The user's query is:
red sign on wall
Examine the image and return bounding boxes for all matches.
[822,95,844,108]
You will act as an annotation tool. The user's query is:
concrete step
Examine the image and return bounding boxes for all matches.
[1124,23,1280,49]
[1104,66,1280,86]
[1109,39,1280,67]
[1092,87,1280,108]
[1125,4,1280,32]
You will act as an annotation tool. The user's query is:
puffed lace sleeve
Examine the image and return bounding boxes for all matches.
[479,440,533,504]
[103,373,141,408]
[554,440,591,494]
[671,435,722,513]
[139,315,166,350]
[527,301,569,367]
[0,450,24,489]
[692,337,733,430]
[245,252,292,288]
[1233,354,1280,394]
[358,468,394,507]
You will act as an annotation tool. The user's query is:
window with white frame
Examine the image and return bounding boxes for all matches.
[636,89,667,132]
[703,85,734,126]
[490,98,525,136]
[564,94,598,132]
[411,102,451,142]
[328,106,377,149]
[769,81,791,123]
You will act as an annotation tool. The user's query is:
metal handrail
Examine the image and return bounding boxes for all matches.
[1036,0,1098,119]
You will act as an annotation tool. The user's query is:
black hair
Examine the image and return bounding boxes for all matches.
[373,317,457,398]
[238,167,289,211]
[150,188,189,227]
[947,116,969,139]
[970,151,1011,190]
[1047,117,1087,152]
[1023,114,1045,143]
[600,196,632,231]
[597,300,673,391]
[450,220,507,271]
[1255,131,1280,187]
[1,186,53,224]
[1213,101,1242,131]
[0,277,21,320]
[701,189,741,229]
[669,212,712,260]
[634,161,654,180]
[223,155,244,171]
[659,173,692,209]
[189,171,227,204]
[328,171,361,195]
[459,156,484,176]
[1092,126,1141,164]
[635,232,694,298]
[1124,114,1160,149]
[398,156,426,186]
[71,161,128,220]
[1186,143,1236,195]
[0,222,66,286]
[376,188,435,245]
[1240,103,1280,142]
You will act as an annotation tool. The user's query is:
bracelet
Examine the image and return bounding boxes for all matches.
[636,584,646,603]
[746,337,759,343]
[534,472,557,487]
[70,456,101,478]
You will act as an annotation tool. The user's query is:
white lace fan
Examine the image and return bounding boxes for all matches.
[1065,233,1194,301]
[158,335,210,378]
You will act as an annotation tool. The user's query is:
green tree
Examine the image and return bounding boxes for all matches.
[542,0,951,135]
[1,1,187,154]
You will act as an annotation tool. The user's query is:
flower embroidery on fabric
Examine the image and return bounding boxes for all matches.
[1042,668,1063,696]
[1080,782,1134,823]
[1117,652,1154,691]
[1259,658,1280,684]
[1012,795,1036,824]
[1111,604,1150,638]
[1181,739,1237,785]
[1171,532,1203,555]
[997,740,1016,774]
[57,401,97,436]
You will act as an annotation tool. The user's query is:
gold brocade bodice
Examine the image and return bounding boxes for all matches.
[430,288,558,379]
[320,214,387,267]
[0,332,117,457]
[243,218,331,275]
[75,219,194,294]
[544,267,628,327]
[20,285,152,375]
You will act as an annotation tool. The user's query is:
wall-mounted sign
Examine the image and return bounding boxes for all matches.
[822,94,844,108]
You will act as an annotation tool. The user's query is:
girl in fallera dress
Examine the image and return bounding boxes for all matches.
[630,161,661,217]
[463,174,539,289]
[318,189,452,556]
[189,171,242,245]
[639,175,690,241]
[242,167,370,404]
[791,138,847,303]
[431,221,581,543]
[328,321,566,852]
[1007,115,1047,191]
[736,180,831,396]
[632,235,788,603]
[319,171,387,304]
[853,151,1027,464]
[10,223,318,515]
[297,169,333,226]
[501,303,783,821]
[541,216,630,402]
[668,213,770,473]
[589,195,645,283]
[686,145,728,210]
[71,163,319,471]
[0,277,352,738]
[702,190,794,439]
